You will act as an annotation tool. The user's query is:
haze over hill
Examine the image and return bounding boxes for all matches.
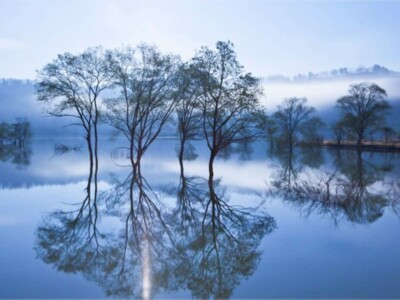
[265,64,400,82]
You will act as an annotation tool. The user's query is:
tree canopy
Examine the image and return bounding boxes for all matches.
[336,82,391,148]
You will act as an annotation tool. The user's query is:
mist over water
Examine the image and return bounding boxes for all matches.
[263,76,400,109]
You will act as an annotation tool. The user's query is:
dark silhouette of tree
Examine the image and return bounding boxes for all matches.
[381,126,396,143]
[0,119,33,169]
[9,118,33,147]
[105,45,181,173]
[253,108,277,149]
[0,122,11,144]
[273,97,315,151]
[36,47,114,183]
[0,119,32,146]
[300,116,325,144]
[175,63,203,165]
[193,41,263,179]
[336,82,391,149]
[331,119,347,146]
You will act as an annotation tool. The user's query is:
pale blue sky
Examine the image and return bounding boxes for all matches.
[1,0,399,79]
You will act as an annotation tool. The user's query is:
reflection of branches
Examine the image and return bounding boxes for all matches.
[386,178,400,218]
[53,143,82,155]
[174,175,207,231]
[300,146,324,169]
[271,147,301,191]
[36,154,277,299]
[174,169,276,299]
[35,162,102,275]
[89,166,180,298]
[270,148,392,225]
[0,143,32,169]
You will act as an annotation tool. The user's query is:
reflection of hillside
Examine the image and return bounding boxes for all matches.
[270,148,396,224]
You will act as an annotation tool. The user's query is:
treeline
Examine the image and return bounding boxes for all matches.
[0,78,33,87]
[267,64,398,82]
[262,82,397,151]
[35,41,398,171]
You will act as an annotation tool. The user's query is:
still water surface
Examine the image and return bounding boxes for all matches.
[1,138,400,298]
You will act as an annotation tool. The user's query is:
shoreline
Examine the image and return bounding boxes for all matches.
[321,140,400,152]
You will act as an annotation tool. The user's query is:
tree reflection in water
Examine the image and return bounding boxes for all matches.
[171,156,276,299]
[269,147,396,225]
[35,160,103,278]
[35,148,276,298]
[0,142,32,169]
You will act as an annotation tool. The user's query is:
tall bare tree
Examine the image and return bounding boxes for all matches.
[193,41,263,178]
[336,82,391,149]
[273,97,315,151]
[36,47,114,186]
[105,45,181,173]
[175,63,203,167]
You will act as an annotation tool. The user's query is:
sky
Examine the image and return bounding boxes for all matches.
[1,0,400,79]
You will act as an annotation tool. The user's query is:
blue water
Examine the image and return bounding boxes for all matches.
[0,138,399,298]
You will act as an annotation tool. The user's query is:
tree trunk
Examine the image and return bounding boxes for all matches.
[208,150,216,182]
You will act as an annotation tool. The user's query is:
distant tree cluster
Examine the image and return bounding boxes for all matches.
[333,82,393,148]
[267,64,398,82]
[0,118,32,147]
[258,82,394,151]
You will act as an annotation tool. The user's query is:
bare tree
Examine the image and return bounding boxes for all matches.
[381,126,396,143]
[273,97,315,151]
[253,108,277,148]
[336,82,391,149]
[331,119,347,146]
[193,41,263,178]
[300,116,325,144]
[36,47,114,184]
[105,45,181,173]
[175,63,203,167]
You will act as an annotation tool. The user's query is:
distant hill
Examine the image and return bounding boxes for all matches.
[265,65,400,83]
[0,79,92,136]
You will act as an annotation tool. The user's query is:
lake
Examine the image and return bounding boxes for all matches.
[1,137,400,298]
